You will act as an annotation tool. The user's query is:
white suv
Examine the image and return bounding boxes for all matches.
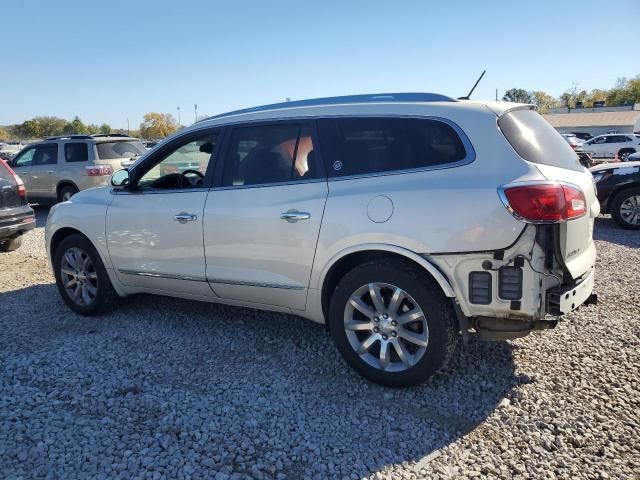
[579,133,640,161]
[45,93,598,387]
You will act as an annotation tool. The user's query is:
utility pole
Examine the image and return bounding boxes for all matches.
[127,117,130,135]
[496,88,498,101]
[194,104,198,123]
[177,106,181,126]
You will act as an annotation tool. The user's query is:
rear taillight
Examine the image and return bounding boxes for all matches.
[499,182,587,223]
[86,165,113,176]
[0,159,26,197]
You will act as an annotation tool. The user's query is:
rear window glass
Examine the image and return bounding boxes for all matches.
[498,109,583,172]
[65,143,89,163]
[318,117,467,177]
[96,141,146,159]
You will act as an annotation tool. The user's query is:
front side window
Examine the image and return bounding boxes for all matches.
[33,145,58,165]
[222,123,318,186]
[13,148,36,167]
[65,143,89,163]
[318,117,467,177]
[592,136,606,144]
[137,134,218,189]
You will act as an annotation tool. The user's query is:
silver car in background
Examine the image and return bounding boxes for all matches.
[10,134,146,203]
[45,93,598,387]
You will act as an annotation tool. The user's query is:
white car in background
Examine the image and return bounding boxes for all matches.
[562,134,583,151]
[45,93,599,387]
[579,134,640,161]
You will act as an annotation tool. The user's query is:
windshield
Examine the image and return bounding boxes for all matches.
[96,141,146,159]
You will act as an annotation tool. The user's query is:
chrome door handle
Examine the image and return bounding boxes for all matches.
[46,170,55,174]
[280,210,311,223]
[174,213,197,223]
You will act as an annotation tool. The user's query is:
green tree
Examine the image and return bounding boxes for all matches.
[530,91,558,113]
[99,123,111,134]
[139,112,178,139]
[63,116,88,135]
[86,124,100,135]
[0,126,12,140]
[31,116,66,137]
[18,119,42,138]
[502,88,532,104]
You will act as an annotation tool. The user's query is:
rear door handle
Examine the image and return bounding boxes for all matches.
[174,213,197,223]
[46,170,55,174]
[280,210,311,223]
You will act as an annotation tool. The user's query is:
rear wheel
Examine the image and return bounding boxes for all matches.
[58,185,79,203]
[329,259,457,387]
[618,149,635,162]
[53,234,120,315]
[0,235,23,252]
[610,187,640,230]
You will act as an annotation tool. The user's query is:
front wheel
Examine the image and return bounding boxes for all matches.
[58,185,79,203]
[329,259,458,387]
[53,234,120,315]
[610,187,640,230]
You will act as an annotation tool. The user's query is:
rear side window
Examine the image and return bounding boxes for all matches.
[222,123,319,186]
[96,141,146,159]
[498,109,583,172]
[318,117,467,177]
[65,143,89,163]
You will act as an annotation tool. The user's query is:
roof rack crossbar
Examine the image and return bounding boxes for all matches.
[201,92,456,122]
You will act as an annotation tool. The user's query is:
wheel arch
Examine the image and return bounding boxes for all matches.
[56,180,80,200]
[318,244,455,323]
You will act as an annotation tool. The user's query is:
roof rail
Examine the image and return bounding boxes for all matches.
[201,92,456,122]
[90,133,131,138]
[45,134,93,140]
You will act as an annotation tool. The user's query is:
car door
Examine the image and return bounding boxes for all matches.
[588,136,607,157]
[204,121,328,311]
[106,128,222,297]
[11,147,36,194]
[29,143,59,200]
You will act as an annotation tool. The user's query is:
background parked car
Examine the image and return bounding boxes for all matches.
[579,134,640,161]
[0,159,35,251]
[9,134,146,203]
[571,132,593,141]
[562,133,583,150]
[591,161,640,229]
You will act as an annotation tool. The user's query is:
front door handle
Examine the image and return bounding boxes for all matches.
[174,213,197,224]
[46,170,55,174]
[280,210,311,223]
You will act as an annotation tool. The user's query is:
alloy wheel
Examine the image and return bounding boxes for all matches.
[343,282,429,372]
[619,195,640,225]
[60,247,98,306]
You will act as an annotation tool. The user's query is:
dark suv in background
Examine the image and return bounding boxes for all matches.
[0,159,35,251]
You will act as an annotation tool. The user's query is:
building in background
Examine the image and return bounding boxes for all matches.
[543,104,640,136]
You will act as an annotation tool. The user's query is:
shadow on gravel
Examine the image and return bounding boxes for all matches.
[594,216,640,248]
[31,205,49,227]
[0,283,519,478]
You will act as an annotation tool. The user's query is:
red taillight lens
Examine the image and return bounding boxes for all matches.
[85,165,113,176]
[501,183,587,223]
[0,159,27,197]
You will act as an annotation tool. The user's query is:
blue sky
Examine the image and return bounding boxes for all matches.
[3,0,639,129]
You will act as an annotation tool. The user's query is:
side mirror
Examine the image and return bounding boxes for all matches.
[111,169,130,187]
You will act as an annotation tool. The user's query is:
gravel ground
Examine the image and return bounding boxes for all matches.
[0,207,638,479]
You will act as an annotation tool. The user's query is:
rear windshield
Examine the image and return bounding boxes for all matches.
[96,141,146,159]
[498,109,583,172]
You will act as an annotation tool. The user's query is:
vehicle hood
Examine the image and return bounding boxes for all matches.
[590,161,640,172]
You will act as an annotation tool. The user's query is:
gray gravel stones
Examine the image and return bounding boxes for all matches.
[0,210,638,479]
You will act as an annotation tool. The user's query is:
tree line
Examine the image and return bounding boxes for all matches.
[503,75,640,113]
[0,112,180,141]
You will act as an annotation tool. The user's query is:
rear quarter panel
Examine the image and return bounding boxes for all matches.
[310,106,545,289]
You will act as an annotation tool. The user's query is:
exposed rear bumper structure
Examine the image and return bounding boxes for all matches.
[0,209,36,240]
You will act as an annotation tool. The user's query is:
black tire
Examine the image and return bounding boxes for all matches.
[328,259,458,387]
[0,235,23,252]
[618,149,635,162]
[610,187,640,230]
[58,185,79,203]
[53,234,121,315]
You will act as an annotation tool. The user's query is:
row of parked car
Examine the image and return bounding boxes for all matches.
[562,132,640,163]
[0,95,637,387]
